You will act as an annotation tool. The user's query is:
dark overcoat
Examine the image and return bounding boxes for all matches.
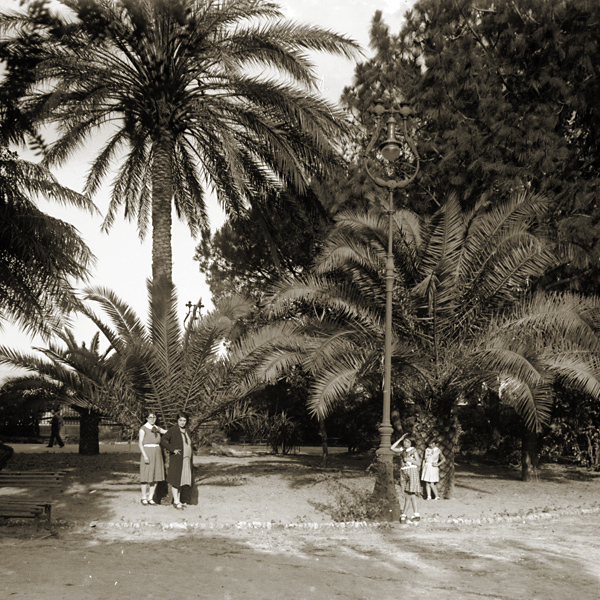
[160,426,193,488]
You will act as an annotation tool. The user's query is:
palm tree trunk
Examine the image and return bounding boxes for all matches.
[437,415,460,499]
[319,418,328,467]
[521,429,539,481]
[411,407,459,499]
[151,131,175,286]
[73,407,101,455]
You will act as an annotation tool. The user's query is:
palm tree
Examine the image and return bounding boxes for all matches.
[264,192,600,496]
[0,331,139,454]
[80,275,303,442]
[0,146,95,337]
[0,0,360,285]
[472,291,600,480]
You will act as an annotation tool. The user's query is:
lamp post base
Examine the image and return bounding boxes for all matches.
[372,447,401,522]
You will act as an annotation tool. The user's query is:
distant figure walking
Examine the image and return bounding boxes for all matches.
[47,409,65,448]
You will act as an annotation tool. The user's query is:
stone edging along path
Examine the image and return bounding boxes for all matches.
[14,503,591,532]
[2,505,598,532]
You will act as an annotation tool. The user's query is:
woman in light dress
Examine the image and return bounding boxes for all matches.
[139,412,166,505]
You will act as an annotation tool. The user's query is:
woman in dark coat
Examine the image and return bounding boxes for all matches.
[160,412,193,509]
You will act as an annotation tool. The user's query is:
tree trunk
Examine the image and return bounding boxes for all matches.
[521,429,539,481]
[74,407,101,455]
[151,131,175,286]
[318,419,328,468]
[436,415,460,499]
[412,407,459,499]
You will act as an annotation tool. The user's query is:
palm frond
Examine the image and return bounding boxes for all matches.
[308,350,373,419]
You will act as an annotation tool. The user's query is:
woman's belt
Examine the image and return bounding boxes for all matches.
[401,464,417,470]
[143,444,160,447]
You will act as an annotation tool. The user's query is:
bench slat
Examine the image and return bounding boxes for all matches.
[0,472,66,476]
[0,505,46,511]
[0,475,64,479]
[0,482,63,488]
[0,471,63,528]
[0,473,66,479]
[0,500,51,507]
[0,472,66,489]
[0,511,44,518]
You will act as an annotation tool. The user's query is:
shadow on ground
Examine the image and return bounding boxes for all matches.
[1,514,599,600]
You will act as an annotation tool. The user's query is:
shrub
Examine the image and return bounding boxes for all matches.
[325,478,380,522]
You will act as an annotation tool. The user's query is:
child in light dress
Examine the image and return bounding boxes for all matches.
[422,438,445,500]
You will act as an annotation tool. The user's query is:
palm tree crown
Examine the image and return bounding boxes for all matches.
[265,191,599,425]
[0,0,360,284]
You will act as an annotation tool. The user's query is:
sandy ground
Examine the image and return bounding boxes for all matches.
[1,443,600,599]
[2,442,599,526]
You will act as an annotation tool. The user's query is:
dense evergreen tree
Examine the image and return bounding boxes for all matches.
[195,188,331,302]
[341,0,600,290]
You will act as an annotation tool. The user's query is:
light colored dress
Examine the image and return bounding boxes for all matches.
[180,429,193,487]
[140,425,165,483]
[421,446,441,483]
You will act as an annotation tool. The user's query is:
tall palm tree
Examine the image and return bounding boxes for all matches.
[264,192,600,495]
[0,146,96,337]
[0,0,360,285]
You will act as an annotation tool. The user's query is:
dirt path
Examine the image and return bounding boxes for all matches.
[1,514,599,600]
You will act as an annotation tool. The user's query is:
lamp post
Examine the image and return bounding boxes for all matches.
[364,101,419,521]
[184,299,204,326]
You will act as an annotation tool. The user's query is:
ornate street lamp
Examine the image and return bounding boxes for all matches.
[364,100,419,521]
[184,299,204,325]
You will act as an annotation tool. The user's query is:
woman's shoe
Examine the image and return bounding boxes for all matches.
[148,499,157,505]
[173,502,183,510]
[141,499,149,505]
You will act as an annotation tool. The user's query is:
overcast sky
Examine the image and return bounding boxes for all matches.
[0,0,412,380]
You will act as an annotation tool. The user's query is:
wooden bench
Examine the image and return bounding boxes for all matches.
[0,500,52,529]
[0,471,67,529]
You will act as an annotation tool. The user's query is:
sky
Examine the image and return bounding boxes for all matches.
[0,0,413,379]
